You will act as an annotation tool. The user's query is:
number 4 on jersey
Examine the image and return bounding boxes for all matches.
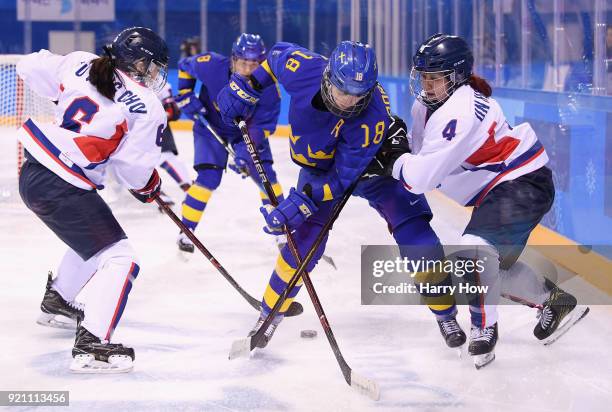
[442,119,457,141]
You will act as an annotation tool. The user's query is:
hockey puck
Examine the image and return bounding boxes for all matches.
[300,329,317,339]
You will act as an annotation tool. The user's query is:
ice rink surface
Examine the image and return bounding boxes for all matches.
[1,131,610,411]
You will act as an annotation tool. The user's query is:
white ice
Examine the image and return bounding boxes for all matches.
[1,131,610,411]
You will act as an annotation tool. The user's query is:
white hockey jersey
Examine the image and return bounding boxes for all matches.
[392,84,549,206]
[16,50,166,191]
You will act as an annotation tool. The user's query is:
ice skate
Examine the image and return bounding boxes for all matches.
[177,230,195,253]
[247,314,284,349]
[37,272,83,330]
[70,325,135,373]
[437,317,466,349]
[534,281,589,345]
[469,323,498,369]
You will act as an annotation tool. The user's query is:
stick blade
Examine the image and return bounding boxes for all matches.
[228,337,252,360]
[350,370,380,401]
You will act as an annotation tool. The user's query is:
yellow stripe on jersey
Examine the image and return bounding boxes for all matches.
[178,70,194,79]
[178,89,192,95]
[261,60,278,83]
[322,184,333,201]
[182,204,204,222]
[188,184,213,203]
[260,183,284,200]
[290,146,316,167]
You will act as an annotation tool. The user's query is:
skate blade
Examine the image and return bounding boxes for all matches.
[70,354,133,374]
[543,305,590,346]
[350,370,380,401]
[473,352,495,369]
[228,337,252,360]
[36,313,76,330]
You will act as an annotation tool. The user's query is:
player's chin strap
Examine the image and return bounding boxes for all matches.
[233,118,379,400]
[153,194,304,317]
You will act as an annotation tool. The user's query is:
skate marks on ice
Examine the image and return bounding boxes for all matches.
[42,386,288,412]
[361,352,461,409]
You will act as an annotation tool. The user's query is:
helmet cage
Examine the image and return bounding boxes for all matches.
[409,67,457,110]
[124,58,168,93]
[321,66,374,118]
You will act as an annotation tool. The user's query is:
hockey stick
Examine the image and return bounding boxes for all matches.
[154,194,303,317]
[200,115,336,269]
[231,119,379,400]
[197,116,247,176]
[501,293,543,310]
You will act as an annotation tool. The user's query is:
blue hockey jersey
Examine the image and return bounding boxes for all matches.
[178,52,281,143]
[251,43,391,202]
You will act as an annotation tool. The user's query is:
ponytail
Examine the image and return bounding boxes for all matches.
[89,46,117,100]
[468,74,492,97]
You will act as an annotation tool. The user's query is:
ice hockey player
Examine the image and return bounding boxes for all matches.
[174,33,286,253]
[180,36,201,59]
[17,27,168,373]
[368,33,589,368]
[156,81,192,206]
[217,41,446,348]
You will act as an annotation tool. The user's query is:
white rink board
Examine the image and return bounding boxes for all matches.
[0,131,610,411]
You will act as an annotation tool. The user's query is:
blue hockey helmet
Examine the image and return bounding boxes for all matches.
[231,33,267,62]
[409,33,473,109]
[107,27,169,92]
[321,41,378,118]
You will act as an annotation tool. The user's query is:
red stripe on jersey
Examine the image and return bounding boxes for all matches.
[73,120,128,163]
[466,122,520,166]
[473,146,545,207]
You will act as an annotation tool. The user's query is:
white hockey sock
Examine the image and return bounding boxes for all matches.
[78,239,140,341]
[500,261,550,306]
[460,234,501,328]
[53,248,97,302]
[159,152,191,187]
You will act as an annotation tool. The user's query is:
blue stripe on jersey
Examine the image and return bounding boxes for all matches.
[465,141,544,206]
[23,119,103,190]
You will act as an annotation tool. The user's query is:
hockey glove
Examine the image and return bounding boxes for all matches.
[260,188,318,234]
[175,92,206,119]
[364,115,411,177]
[162,97,181,121]
[130,169,162,203]
[217,74,260,127]
[228,140,250,179]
